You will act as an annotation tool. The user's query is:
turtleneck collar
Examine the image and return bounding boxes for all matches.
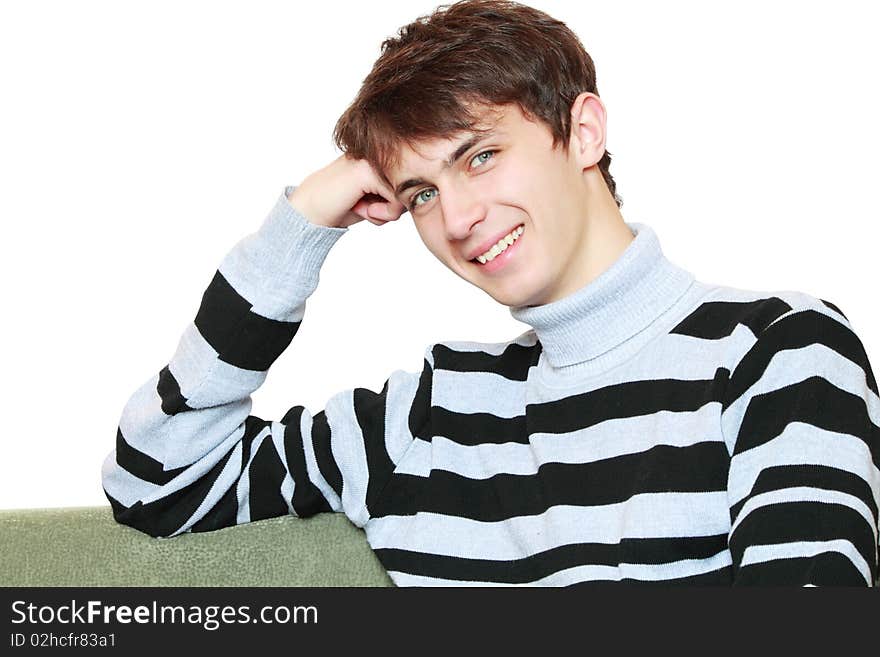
[509,221,696,369]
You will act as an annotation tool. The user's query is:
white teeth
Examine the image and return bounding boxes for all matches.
[475,225,524,264]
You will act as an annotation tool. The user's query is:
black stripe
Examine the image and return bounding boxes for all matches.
[729,464,878,523]
[731,376,879,468]
[106,446,238,538]
[157,365,193,415]
[734,552,869,586]
[671,296,792,340]
[280,405,333,518]
[195,270,251,353]
[432,341,540,381]
[190,483,239,533]
[215,308,300,372]
[247,418,290,522]
[725,308,878,410]
[353,381,394,515]
[370,470,431,518]
[729,501,876,576]
[820,298,848,321]
[311,410,343,498]
[375,533,728,584]
[432,376,723,447]
[431,407,528,445]
[528,377,724,435]
[194,270,301,372]
[375,441,729,521]
[114,427,187,486]
[205,424,252,532]
[369,358,436,518]
[104,491,129,528]
[189,418,264,533]
[194,271,251,348]
[409,358,434,441]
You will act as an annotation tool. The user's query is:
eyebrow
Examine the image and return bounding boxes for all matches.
[393,132,494,199]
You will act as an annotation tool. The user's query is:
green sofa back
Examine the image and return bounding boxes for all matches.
[0,506,393,587]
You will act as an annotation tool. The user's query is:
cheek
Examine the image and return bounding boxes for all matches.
[416,225,448,260]
[488,161,541,202]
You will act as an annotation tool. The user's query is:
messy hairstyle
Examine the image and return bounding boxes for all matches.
[332,0,622,208]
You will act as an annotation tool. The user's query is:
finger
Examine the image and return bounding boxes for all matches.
[350,198,373,223]
[383,193,407,217]
[369,174,407,217]
[377,199,407,220]
[367,201,397,222]
[385,200,407,219]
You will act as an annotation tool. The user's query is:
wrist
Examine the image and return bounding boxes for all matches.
[285,187,338,228]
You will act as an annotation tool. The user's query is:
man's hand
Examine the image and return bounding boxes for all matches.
[286,154,408,229]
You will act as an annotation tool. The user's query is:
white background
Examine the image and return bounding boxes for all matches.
[1,0,877,510]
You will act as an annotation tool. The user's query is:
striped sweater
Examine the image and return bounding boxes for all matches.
[102,186,880,586]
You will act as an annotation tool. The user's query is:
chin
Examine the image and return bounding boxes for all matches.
[462,267,547,308]
[486,285,538,309]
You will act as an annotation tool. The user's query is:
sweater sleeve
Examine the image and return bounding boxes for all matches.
[101,186,433,538]
[721,300,880,585]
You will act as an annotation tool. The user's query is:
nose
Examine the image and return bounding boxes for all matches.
[439,182,486,241]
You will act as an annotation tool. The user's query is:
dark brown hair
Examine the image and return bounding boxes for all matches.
[332,0,622,208]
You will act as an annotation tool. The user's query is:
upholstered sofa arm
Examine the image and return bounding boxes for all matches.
[0,506,393,587]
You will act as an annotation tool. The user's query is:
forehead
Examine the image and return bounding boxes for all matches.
[387,103,520,174]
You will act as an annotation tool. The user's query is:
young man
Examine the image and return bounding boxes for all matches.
[102,0,879,585]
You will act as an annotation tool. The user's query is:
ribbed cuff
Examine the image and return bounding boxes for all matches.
[216,186,349,322]
[263,185,349,274]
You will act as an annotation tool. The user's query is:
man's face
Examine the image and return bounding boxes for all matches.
[387,102,592,308]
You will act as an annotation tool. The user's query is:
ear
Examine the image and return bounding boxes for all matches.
[568,91,607,170]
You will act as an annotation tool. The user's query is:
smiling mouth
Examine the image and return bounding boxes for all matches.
[469,224,525,264]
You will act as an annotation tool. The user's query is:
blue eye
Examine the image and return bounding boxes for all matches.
[472,150,494,167]
[412,188,437,208]
[408,150,497,211]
